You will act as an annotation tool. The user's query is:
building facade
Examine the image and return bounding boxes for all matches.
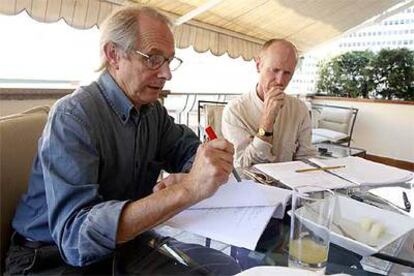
[288,6,414,95]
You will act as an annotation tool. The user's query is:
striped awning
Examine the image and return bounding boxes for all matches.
[0,0,406,60]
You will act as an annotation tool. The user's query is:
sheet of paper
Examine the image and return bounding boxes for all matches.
[164,206,276,250]
[254,161,356,191]
[369,186,414,218]
[310,156,413,186]
[190,179,292,209]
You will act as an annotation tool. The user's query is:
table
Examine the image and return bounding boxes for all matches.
[314,142,366,158]
[145,188,413,275]
[129,180,413,275]
[122,169,413,275]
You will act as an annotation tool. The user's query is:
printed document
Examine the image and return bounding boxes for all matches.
[164,180,292,250]
[254,157,413,191]
[309,156,413,186]
[254,161,356,191]
[190,179,292,209]
[165,206,276,250]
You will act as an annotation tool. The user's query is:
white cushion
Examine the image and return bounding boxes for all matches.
[313,128,348,142]
[312,134,330,144]
[318,108,353,134]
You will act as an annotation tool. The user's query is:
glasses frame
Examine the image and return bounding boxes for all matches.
[134,50,183,71]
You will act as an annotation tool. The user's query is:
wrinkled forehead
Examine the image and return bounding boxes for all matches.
[136,14,175,55]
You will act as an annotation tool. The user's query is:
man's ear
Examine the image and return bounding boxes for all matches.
[254,56,261,73]
[103,42,120,70]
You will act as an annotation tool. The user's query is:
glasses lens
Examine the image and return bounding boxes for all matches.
[148,55,164,69]
[169,57,183,71]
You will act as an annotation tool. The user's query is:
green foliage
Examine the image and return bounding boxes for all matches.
[369,48,414,101]
[316,48,414,101]
[317,51,374,98]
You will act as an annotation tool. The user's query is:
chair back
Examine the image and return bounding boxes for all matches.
[197,101,227,140]
[319,107,353,134]
[311,104,358,146]
[0,106,49,269]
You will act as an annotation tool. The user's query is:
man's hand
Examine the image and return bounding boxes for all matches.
[184,139,234,202]
[152,139,234,203]
[259,86,285,136]
[117,139,234,244]
[153,173,187,192]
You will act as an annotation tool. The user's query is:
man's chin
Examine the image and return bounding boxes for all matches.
[142,90,161,104]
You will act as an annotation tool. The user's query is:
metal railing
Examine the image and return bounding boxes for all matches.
[163,92,241,133]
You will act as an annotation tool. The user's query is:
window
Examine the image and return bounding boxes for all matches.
[0,13,100,88]
[0,13,256,94]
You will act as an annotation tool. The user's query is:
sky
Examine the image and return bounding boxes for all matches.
[0,12,257,93]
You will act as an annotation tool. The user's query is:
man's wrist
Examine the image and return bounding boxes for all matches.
[258,118,274,130]
[257,127,273,137]
[259,115,275,130]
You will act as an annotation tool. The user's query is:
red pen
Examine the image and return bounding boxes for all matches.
[205,126,241,182]
[205,126,218,140]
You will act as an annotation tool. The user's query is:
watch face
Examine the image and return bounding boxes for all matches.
[258,128,272,137]
[258,128,265,136]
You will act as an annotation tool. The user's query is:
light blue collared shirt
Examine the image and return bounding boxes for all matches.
[12,71,200,266]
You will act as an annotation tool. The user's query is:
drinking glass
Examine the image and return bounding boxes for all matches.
[288,186,336,274]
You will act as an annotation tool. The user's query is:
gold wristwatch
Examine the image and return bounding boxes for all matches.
[257,127,273,137]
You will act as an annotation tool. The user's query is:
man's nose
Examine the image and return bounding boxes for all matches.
[158,62,172,80]
[274,71,284,84]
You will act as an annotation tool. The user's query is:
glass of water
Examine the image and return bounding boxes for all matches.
[288,186,336,274]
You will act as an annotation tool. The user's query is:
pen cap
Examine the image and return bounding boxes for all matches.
[205,126,218,140]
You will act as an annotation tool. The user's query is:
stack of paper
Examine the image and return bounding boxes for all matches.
[254,157,413,192]
[164,180,292,250]
[254,161,357,191]
[309,156,413,186]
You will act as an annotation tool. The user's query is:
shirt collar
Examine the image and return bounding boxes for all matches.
[250,83,263,109]
[97,71,154,124]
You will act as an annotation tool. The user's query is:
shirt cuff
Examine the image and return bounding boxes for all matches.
[78,200,129,265]
[252,136,273,160]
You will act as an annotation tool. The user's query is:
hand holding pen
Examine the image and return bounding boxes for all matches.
[205,126,241,182]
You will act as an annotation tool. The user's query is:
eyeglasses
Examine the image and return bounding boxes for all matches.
[134,50,183,71]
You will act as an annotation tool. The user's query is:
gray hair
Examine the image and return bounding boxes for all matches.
[97,5,172,72]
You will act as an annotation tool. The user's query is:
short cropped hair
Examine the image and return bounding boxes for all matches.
[260,38,298,63]
[97,5,172,72]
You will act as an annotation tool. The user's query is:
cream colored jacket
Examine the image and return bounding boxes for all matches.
[222,87,316,168]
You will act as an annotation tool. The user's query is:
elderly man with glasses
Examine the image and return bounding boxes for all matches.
[6,5,236,275]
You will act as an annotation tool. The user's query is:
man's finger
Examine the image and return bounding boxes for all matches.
[213,149,234,165]
[267,86,284,95]
[153,182,167,192]
[275,92,285,99]
[206,138,234,154]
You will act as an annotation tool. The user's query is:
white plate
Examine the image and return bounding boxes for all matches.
[293,195,414,256]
